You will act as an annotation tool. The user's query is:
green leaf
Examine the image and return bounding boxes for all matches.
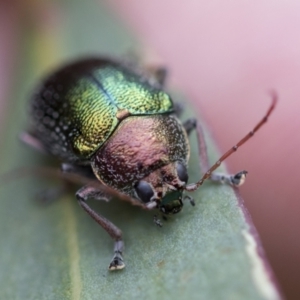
[0,1,281,299]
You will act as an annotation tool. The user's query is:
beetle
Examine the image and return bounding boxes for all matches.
[21,57,277,270]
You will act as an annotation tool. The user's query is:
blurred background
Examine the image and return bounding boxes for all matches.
[1,0,299,299]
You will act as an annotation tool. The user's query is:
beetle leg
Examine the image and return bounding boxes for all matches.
[36,184,70,205]
[194,121,247,187]
[173,102,184,118]
[147,66,167,86]
[29,163,80,205]
[61,163,95,179]
[184,195,195,206]
[20,131,47,154]
[182,118,197,136]
[208,170,248,186]
[184,119,247,187]
[153,215,163,227]
[122,49,167,86]
[76,185,125,270]
[76,185,112,202]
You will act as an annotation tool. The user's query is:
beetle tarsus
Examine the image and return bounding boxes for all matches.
[108,251,125,271]
[230,170,248,186]
[153,215,163,227]
[182,118,197,136]
[208,170,248,186]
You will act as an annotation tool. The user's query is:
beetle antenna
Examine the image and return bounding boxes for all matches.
[185,91,277,192]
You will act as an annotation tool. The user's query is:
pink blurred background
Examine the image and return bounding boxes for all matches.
[109,1,300,299]
[1,1,299,298]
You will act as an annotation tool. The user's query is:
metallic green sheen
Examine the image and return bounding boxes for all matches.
[30,58,174,161]
[67,66,173,156]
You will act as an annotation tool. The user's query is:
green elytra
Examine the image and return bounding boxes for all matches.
[30,58,173,161]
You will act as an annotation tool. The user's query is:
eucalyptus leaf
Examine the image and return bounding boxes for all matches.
[0,1,281,300]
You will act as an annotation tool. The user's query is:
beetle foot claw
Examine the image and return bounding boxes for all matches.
[108,252,125,271]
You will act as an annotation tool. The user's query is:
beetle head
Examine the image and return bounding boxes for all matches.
[134,161,188,215]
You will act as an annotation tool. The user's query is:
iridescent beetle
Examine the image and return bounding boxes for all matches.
[22,58,276,270]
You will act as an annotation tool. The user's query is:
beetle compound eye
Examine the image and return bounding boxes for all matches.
[176,162,189,183]
[134,181,154,203]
